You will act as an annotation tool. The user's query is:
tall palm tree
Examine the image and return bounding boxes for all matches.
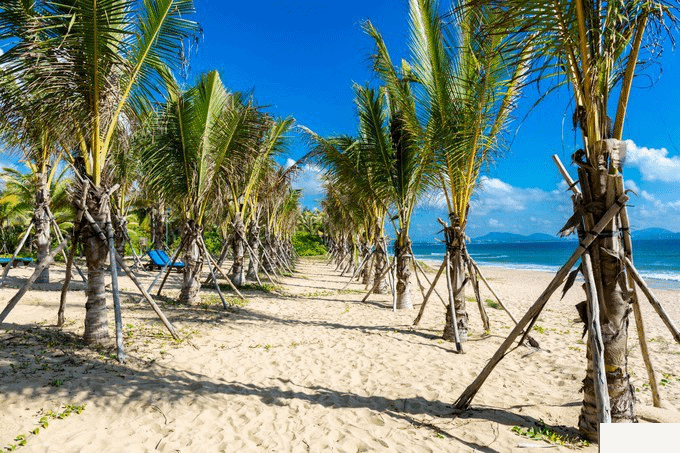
[0,0,199,344]
[142,71,262,304]
[393,0,528,340]
[226,116,294,286]
[464,0,677,437]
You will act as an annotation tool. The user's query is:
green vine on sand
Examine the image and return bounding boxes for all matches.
[4,404,85,451]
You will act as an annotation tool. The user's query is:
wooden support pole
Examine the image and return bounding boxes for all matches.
[625,258,680,344]
[203,248,246,300]
[454,195,628,410]
[468,259,490,331]
[106,214,125,363]
[413,259,447,326]
[58,181,89,327]
[361,260,395,303]
[341,250,374,290]
[445,250,462,353]
[391,256,398,312]
[199,236,229,310]
[0,222,34,287]
[410,250,448,307]
[469,260,540,349]
[47,207,86,282]
[0,239,69,323]
[582,252,612,425]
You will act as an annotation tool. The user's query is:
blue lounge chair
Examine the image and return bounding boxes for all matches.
[145,250,184,272]
[0,257,34,268]
[157,249,185,269]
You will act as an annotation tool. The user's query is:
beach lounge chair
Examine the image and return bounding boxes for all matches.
[0,257,34,268]
[145,250,185,272]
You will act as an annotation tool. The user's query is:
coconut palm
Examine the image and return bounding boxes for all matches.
[226,116,294,286]
[462,0,677,437]
[384,0,528,340]
[0,0,199,344]
[142,71,262,304]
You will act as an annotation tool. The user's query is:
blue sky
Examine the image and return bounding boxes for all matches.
[4,1,678,241]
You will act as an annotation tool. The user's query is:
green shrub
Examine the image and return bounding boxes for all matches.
[292,232,326,256]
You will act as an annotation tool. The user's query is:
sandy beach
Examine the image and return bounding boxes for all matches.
[1,257,679,452]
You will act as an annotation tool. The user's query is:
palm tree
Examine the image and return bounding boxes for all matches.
[391,0,528,340]
[142,71,262,304]
[226,116,294,286]
[464,0,677,437]
[0,0,199,344]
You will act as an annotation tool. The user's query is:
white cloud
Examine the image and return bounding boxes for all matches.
[472,177,563,215]
[625,140,680,183]
[625,179,640,193]
[291,162,325,197]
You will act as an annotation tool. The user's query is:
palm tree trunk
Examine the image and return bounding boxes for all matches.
[229,212,246,286]
[578,140,635,440]
[34,172,51,284]
[394,232,413,309]
[246,217,261,281]
[82,185,111,345]
[152,203,166,251]
[179,220,203,305]
[443,225,468,342]
[112,213,126,271]
[373,237,389,294]
[262,229,275,272]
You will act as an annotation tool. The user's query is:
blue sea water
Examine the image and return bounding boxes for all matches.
[409,239,680,291]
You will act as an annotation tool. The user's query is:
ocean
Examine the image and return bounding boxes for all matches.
[409,239,680,291]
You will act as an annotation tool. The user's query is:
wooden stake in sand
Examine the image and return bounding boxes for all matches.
[198,236,229,310]
[0,221,34,287]
[454,194,628,410]
[106,213,126,363]
[139,242,184,303]
[361,259,395,303]
[581,252,611,425]
[444,250,462,353]
[0,239,69,323]
[412,260,447,326]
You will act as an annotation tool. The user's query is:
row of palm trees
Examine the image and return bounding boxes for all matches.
[314,0,677,439]
[0,2,303,344]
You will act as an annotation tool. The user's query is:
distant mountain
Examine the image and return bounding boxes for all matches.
[472,232,561,244]
[633,228,680,240]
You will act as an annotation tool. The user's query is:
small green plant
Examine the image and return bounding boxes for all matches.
[511,421,586,447]
[533,325,545,334]
[49,379,63,388]
[435,433,444,439]
[486,299,502,310]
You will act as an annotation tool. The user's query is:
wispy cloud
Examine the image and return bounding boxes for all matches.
[625,140,680,183]
[289,158,325,197]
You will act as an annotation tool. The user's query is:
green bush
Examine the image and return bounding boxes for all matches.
[292,232,326,256]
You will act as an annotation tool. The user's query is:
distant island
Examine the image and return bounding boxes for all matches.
[471,232,563,244]
[471,228,680,244]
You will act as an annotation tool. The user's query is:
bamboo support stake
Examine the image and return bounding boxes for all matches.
[391,256,398,312]
[342,250,374,290]
[0,222,34,287]
[199,236,229,310]
[469,260,540,348]
[0,239,69,323]
[445,250,462,353]
[203,248,246,300]
[361,259,395,303]
[410,249,448,307]
[582,252,612,425]
[468,259,490,331]
[47,208,86,282]
[413,259,447,326]
[237,229,274,286]
[616,177,661,407]
[625,258,680,344]
[58,181,89,326]
[156,246,184,296]
[454,194,628,410]
[106,214,125,363]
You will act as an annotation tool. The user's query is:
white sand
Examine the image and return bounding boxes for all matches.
[1,257,679,452]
